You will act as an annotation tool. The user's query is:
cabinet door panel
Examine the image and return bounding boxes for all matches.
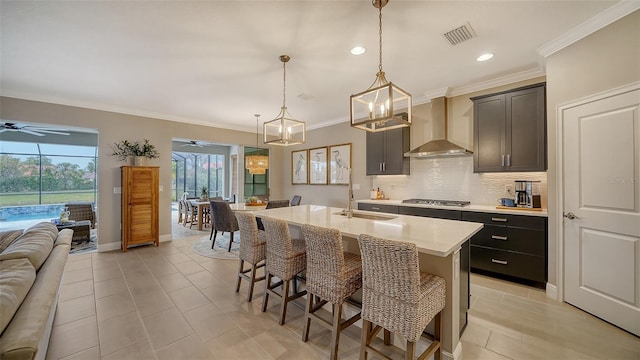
[507,86,546,171]
[398,206,461,220]
[366,131,385,175]
[358,203,399,214]
[471,245,546,282]
[473,94,506,172]
[383,127,410,175]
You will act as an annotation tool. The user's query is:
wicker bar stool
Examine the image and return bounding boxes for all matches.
[357,234,446,360]
[301,224,362,360]
[261,216,307,325]
[235,212,267,302]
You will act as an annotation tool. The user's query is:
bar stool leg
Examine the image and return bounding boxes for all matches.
[262,273,271,313]
[360,319,370,360]
[279,279,290,325]
[235,260,244,293]
[302,293,313,342]
[330,303,343,360]
[406,341,416,360]
[247,264,257,302]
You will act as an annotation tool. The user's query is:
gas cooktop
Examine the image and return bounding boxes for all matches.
[401,199,471,207]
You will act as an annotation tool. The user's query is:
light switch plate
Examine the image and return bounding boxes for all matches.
[159,185,163,192]
[113,187,122,194]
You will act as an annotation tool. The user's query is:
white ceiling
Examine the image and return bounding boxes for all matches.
[0,1,631,134]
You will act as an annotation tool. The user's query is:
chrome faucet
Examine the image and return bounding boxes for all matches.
[343,168,354,218]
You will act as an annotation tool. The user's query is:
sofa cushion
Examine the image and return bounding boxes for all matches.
[0,230,24,254]
[54,229,73,248]
[0,244,69,360]
[0,223,57,271]
[0,258,37,335]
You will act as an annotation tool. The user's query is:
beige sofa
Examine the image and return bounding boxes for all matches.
[0,222,72,360]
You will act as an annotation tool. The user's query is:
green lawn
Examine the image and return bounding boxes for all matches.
[0,192,95,206]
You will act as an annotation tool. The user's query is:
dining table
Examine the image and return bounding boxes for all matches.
[189,200,268,231]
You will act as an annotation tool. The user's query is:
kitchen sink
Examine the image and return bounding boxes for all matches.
[335,211,397,221]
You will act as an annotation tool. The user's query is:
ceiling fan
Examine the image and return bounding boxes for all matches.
[0,122,70,136]
[181,140,206,148]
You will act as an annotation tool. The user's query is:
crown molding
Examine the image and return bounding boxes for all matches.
[537,1,640,58]
[1,91,254,133]
[448,67,546,97]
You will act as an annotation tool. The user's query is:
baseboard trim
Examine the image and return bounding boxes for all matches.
[97,241,120,252]
[444,341,463,360]
[98,235,172,252]
[546,283,558,301]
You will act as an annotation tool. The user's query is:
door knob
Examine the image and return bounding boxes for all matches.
[563,212,577,220]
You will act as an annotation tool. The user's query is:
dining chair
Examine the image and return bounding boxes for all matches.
[209,200,239,251]
[290,195,302,206]
[266,200,289,209]
[185,200,199,229]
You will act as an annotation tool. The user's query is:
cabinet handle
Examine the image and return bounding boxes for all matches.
[382,162,386,172]
[371,207,380,210]
[491,235,508,241]
[506,154,511,167]
[491,259,508,265]
[501,155,505,166]
[379,163,383,172]
[491,217,508,222]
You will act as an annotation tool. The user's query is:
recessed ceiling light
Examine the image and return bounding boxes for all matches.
[476,53,494,62]
[350,46,366,55]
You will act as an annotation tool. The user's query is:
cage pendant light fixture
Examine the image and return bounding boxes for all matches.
[246,114,269,175]
[350,0,412,132]
[264,55,306,146]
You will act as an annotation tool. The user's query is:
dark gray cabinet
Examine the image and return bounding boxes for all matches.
[462,211,547,288]
[366,127,410,175]
[357,202,399,214]
[471,83,546,172]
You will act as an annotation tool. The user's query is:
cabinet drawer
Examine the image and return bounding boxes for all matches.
[358,203,399,214]
[471,246,546,282]
[470,226,545,256]
[462,211,546,230]
[398,206,461,220]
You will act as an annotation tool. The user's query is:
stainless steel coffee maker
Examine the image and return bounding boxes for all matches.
[515,180,541,208]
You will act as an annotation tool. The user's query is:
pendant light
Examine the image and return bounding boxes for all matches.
[350,0,412,132]
[246,114,269,175]
[263,55,306,145]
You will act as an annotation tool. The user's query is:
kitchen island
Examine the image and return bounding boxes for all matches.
[251,205,483,360]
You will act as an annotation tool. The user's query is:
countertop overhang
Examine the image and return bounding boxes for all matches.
[357,199,548,217]
[252,205,483,257]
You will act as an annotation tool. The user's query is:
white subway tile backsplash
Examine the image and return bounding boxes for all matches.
[372,157,547,207]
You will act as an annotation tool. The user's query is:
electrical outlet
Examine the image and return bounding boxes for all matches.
[505,184,514,194]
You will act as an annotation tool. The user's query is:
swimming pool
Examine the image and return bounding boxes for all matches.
[0,204,65,222]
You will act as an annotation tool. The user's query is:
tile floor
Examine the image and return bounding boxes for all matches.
[47,224,640,360]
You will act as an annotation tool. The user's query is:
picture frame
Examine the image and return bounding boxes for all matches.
[329,143,352,185]
[291,149,308,184]
[309,147,328,185]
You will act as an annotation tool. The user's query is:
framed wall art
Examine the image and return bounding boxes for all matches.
[329,143,352,185]
[309,147,328,185]
[291,149,308,184]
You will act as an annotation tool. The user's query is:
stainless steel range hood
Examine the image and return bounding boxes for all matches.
[404,97,472,158]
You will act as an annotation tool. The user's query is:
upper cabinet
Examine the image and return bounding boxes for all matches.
[366,127,410,175]
[471,83,547,172]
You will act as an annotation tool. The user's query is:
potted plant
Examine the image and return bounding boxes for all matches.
[112,139,159,165]
[200,186,208,200]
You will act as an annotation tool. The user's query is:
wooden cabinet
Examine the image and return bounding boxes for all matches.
[471,83,546,172]
[462,211,547,287]
[366,127,410,175]
[121,166,159,252]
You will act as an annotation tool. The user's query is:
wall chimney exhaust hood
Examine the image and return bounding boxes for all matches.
[404,97,472,158]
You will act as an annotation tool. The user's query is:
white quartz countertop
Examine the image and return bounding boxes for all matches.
[357,199,548,217]
[252,205,483,257]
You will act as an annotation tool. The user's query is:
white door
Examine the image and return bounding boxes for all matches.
[563,85,640,336]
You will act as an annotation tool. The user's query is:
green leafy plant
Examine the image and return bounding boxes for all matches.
[201,186,208,197]
[112,139,159,161]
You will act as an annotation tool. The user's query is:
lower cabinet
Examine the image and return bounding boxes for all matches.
[357,202,399,214]
[461,211,547,287]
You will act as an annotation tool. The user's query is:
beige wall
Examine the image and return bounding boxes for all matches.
[276,122,368,208]
[0,97,284,250]
[545,10,640,288]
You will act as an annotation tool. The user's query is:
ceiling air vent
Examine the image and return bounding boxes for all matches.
[442,22,476,46]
